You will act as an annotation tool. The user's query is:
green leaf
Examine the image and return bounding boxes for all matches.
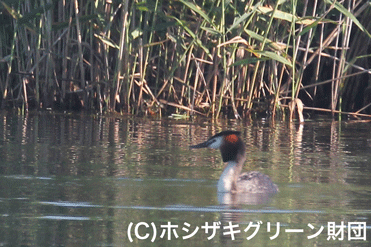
[178,0,212,24]
[298,17,326,36]
[255,50,291,67]
[256,6,297,23]
[242,50,291,67]
[255,6,317,26]
[325,0,371,38]
[227,12,252,34]
[200,26,222,37]
[231,57,269,66]
[131,27,143,40]
[245,29,286,51]
[94,34,119,49]
[230,48,291,67]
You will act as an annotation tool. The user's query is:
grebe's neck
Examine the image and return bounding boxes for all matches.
[217,160,243,193]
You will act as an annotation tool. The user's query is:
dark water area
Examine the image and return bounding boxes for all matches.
[0,112,370,246]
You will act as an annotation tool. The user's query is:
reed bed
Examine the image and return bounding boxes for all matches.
[1,0,371,119]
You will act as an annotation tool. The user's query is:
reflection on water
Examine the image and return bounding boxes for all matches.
[0,112,370,246]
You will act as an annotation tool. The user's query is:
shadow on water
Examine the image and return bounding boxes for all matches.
[0,112,370,246]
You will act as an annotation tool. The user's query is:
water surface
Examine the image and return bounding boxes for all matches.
[0,112,370,246]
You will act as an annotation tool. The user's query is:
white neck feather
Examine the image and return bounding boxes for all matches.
[217,161,238,193]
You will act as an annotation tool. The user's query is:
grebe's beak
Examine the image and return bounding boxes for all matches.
[190,135,223,149]
[189,140,211,149]
[189,139,215,149]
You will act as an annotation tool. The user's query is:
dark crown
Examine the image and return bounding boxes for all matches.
[219,131,245,162]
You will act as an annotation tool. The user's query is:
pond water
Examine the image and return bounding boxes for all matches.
[0,112,370,246]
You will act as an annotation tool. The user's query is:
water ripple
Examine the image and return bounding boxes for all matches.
[38,201,324,214]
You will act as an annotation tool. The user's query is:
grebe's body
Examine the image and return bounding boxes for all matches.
[190,131,278,194]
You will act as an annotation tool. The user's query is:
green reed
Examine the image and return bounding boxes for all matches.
[0,0,370,119]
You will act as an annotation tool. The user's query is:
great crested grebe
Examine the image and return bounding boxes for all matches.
[190,130,278,194]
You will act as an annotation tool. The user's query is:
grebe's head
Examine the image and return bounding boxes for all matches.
[190,131,245,162]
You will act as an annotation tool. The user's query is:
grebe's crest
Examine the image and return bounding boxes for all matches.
[224,133,239,144]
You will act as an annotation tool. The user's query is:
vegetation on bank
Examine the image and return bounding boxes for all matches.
[1,0,371,119]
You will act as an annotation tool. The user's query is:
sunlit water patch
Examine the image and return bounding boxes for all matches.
[0,113,370,246]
